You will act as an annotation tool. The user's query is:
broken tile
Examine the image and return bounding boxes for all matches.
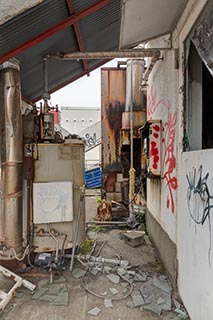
[89,269,99,276]
[140,279,172,312]
[126,300,134,309]
[143,302,162,315]
[87,307,101,316]
[52,276,66,284]
[14,291,24,299]
[174,308,189,319]
[60,287,68,293]
[117,268,127,276]
[106,273,120,284]
[131,291,146,307]
[53,292,69,306]
[109,288,119,295]
[104,299,113,308]
[72,268,87,278]
[152,276,172,294]
[134,273,147,282]
[39,294,55,303]
[173,299,181,309]
[32,288,48,300]
[157,297,165,305]
[103,266,112,273]
[120,282,129,288]
[48,287,60,295]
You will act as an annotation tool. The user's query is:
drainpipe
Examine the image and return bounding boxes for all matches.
[0,59,23,261]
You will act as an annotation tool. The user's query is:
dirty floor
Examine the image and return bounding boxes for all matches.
[0,191,188,320]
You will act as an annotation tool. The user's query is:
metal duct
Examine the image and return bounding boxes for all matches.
[0,59,23,259]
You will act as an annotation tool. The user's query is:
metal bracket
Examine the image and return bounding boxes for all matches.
[0,265,36,312]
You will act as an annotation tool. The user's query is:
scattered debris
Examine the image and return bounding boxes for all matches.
[87,306,101,316]
[109,288,119,295]
[72,268,87,278]
[32,288,48,300]
[152,276,172,294]
[104,299,113,308]
[126,300,134,309]
[53,292,69,306]
[157,297,166,305]
[131,291,146,308]
[14,291,24,299]
[143,302,162,315]
[0,265,36,312]
[106,273,120,284]
[52,276,66,284]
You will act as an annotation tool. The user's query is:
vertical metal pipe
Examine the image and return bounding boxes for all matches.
[0,59,23,258]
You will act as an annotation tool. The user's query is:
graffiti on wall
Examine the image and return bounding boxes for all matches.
[186,165,213,264]
[84,132,101,150]
[148,86,178,214]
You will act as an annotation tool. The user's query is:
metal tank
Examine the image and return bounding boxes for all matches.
[0,59,23,260]
[122,59,146,129]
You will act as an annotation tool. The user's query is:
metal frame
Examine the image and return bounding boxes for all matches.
[0,0,113,65]
[0,265,36,312]
[66,0,89,75]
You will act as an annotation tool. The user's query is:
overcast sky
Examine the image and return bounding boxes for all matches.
[50,60,118,109]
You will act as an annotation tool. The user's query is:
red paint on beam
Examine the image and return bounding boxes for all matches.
[0,0,112,64]
[31,60,110,103]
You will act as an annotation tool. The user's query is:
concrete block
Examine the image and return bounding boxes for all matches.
[123,231,145,247]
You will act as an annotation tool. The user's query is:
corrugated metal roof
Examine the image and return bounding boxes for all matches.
[0,0,44,25]
[0,0,121,103]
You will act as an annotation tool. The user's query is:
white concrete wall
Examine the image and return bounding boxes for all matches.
[147,0,212,319]
[60,107,101,170]
[61,107,100,134]
[176,1,212,319]
[147,38,179,244]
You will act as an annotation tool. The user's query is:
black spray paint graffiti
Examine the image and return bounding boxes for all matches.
[186,165,213,265]
[84,132,101,150]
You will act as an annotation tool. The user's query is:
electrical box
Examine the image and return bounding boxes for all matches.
[149,121,161,177]
[141,120,161,178]
[33,181,73,224]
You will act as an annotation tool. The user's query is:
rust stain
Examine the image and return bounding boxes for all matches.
[101,68,126,173]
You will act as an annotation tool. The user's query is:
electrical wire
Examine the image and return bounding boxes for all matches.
[9,245,30,261]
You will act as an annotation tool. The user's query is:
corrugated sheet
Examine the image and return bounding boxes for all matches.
[0,0,44,26]
[0,0,121,102]
[85,167,102,188]
[0,0,69,56]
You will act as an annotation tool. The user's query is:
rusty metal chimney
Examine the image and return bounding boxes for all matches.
[0,59,23,261]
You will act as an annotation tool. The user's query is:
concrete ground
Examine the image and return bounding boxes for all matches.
[0,190,187,320]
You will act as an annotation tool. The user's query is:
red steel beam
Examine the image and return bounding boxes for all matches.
[0,0,112,64]
[66,0,89,74]
[31,60,110,103]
